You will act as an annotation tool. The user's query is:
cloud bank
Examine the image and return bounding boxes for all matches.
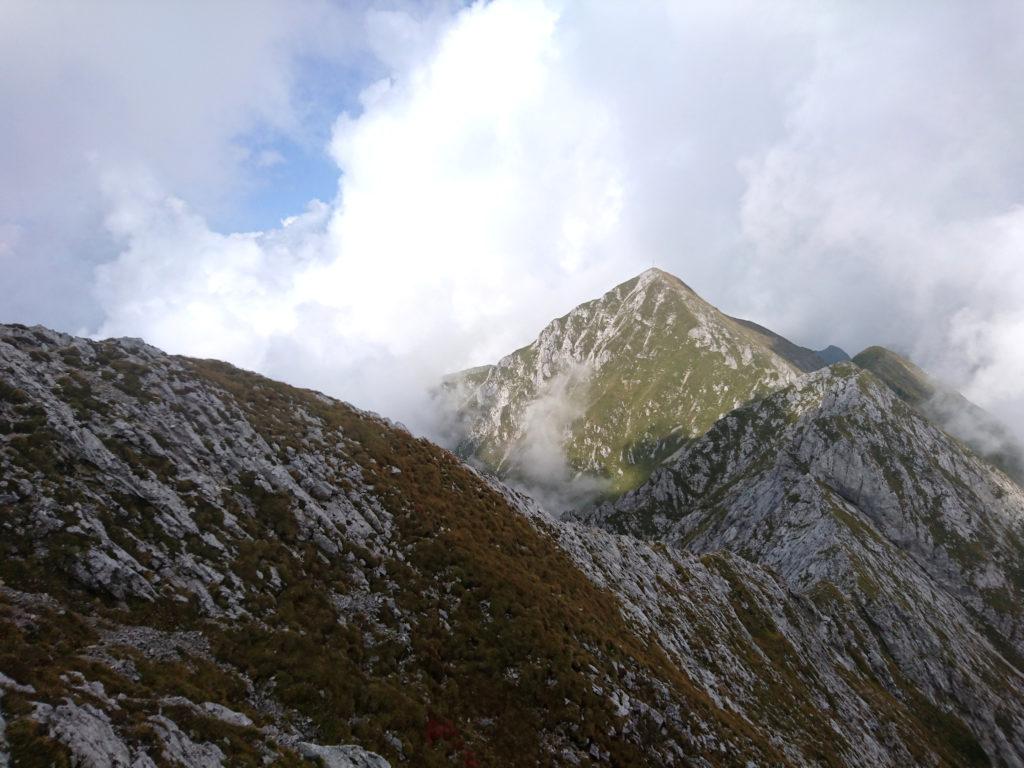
[4,0,1024,443]
[0,0,377,328]
[95,0,636,430]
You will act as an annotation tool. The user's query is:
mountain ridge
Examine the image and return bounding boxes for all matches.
[578,362,1024,763]
[3,322,1022,765]
[853,344,1024,485]
[0,322,732,766]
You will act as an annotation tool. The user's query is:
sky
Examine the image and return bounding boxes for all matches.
[3,0,1024,440]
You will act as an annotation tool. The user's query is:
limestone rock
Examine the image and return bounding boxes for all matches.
[296,742,390,768]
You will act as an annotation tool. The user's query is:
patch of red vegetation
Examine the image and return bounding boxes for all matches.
[425,717,480,767]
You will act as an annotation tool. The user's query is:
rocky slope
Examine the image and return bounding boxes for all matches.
[442,268,829,498]
[580,363,1024,765]
[853,345,1024,485]
[0,323,731,767]
[2,324,1016,766]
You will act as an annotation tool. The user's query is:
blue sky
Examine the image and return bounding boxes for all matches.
[223,141,339,234]
[212,54,370,234]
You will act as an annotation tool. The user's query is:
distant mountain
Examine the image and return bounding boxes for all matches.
[853,345,1024,485]
[579,363,1024,765]
[442,268,831,498]
[725,317,829,373]
[815,344,851,365]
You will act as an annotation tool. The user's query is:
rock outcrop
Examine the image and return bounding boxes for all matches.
[580,363,1024,764]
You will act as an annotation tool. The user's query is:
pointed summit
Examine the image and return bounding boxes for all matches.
[635,266,699,293]
[441,268,828,497]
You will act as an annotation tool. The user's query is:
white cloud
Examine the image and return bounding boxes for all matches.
[254,150,287,169]
[0,0,372,329]
[0,0,350,215]
[95,170,331,370]
[734,1,1024,426]
[94,0,634,430]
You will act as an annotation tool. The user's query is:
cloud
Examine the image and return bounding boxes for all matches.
[6,0,1024,448]
[93,0,635,431]
[0,0,373,329]
[734,1,1024,429]
[254,150,287,169]
[95,169,331,369]
[505,364,610,512]
[0,0,371,212]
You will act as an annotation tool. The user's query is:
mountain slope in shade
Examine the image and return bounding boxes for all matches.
[1,324,1016,766]
[853,345,1024,485]
[580,363,1024,764]
[442,268,828,498]
[725,317,828,373]
[815,345,851,365]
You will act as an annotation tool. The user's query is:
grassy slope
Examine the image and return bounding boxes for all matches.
[851,346,935,405]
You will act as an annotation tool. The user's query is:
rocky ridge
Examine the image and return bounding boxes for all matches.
[580,363,1024,765]
[853,345,1024,485]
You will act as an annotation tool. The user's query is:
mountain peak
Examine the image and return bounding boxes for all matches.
[636,265,673,281]
[631,266,702,299]
[441,267,827,497]
[815,344,851,364]
[636,265,688,285]
[852,345,933,404]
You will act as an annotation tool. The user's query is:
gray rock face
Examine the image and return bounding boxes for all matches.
[578,364,1024,765]
[0,674,34,695]
[499,482,948,765]
[296,742,390,768]
[147,716,225,768]
[200,702,252,728]
[0,325,410,766]
[32,700,133,768]
[0,324,394,618]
